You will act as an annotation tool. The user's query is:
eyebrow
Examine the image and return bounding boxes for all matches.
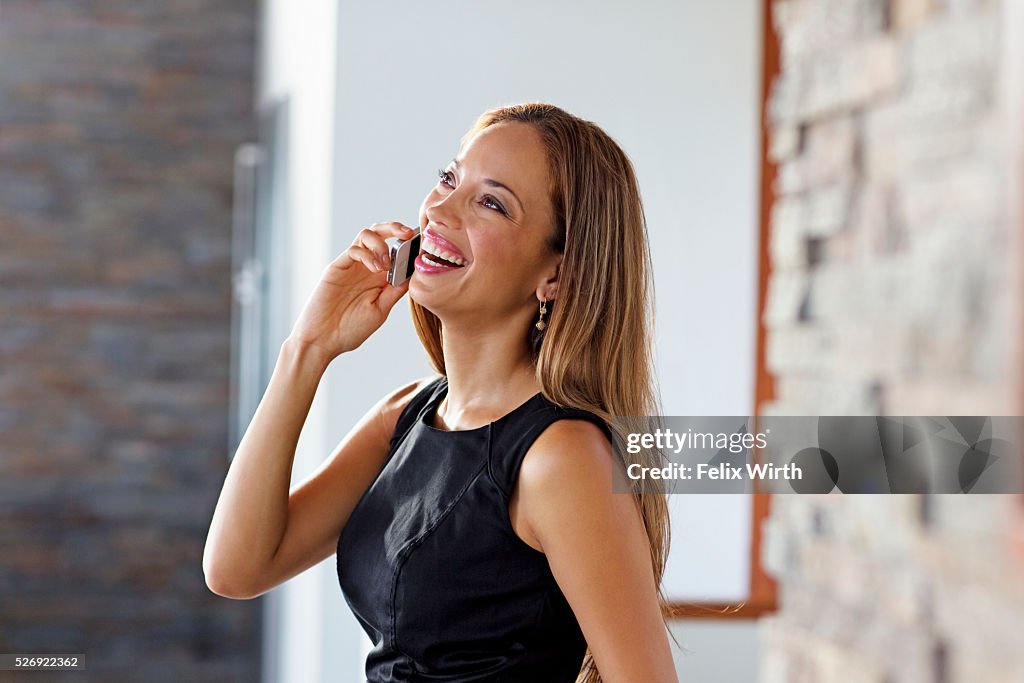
[450,158,524,213]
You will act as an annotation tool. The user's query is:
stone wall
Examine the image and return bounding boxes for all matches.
[0,2,260,681]
[760,0,1024,681]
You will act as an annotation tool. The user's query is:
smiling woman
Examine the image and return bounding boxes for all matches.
[203,102,676,683]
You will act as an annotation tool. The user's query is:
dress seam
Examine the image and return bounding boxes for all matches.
[485,405,564,500]
[387,431,492,655]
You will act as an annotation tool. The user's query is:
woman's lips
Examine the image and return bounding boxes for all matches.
[421,227,468,263]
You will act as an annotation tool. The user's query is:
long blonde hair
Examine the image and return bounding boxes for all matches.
[410,102,670,683]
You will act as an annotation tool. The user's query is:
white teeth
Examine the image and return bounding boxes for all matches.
[422,253,453,268]
[422,241,466,266]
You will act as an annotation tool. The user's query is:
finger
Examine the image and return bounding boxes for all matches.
[346,244,386,273]
[362,223,418,269]
[353,228,393,265]
[377,276,411,312]
[369,221,417,238]
[368,221,417,260]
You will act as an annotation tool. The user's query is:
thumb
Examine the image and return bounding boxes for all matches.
[377,279,411,313]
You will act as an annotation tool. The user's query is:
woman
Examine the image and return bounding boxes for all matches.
[204,102,677,682]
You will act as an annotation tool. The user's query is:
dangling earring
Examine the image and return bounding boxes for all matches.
[535,298,547,331]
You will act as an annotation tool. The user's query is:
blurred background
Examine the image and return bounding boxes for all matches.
[1,0,1022,682]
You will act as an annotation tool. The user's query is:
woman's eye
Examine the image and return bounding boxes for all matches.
[481,196,508,216]
[437,169,455,188]
[436,168,508,217]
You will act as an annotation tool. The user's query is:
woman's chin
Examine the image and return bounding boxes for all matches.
[408,278,447,315]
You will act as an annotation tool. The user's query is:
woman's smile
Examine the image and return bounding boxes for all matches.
[415,227,469,273]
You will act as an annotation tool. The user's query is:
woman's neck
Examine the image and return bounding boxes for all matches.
[436,320,540,430]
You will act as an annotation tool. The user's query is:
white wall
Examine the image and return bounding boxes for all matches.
[257,2,368,682]
[261,0,764,680]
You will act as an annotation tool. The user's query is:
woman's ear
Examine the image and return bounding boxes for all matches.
[537,258,561,301]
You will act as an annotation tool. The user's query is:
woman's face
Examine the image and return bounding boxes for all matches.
[411,121,560,325]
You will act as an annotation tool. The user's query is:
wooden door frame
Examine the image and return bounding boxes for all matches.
[667,0,779,620]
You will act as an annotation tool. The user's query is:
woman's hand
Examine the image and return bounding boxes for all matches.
[287,222,417,363]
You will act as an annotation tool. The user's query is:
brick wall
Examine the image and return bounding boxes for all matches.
[760,0,1024,681]
[0,2,259,681]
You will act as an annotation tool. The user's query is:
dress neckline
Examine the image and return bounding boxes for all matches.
[421,377,544,434]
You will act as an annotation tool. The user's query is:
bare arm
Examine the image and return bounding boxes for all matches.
[202,338,330,598]
[203,221,419,599]
[203,354,430,599]
[513,421,678,683]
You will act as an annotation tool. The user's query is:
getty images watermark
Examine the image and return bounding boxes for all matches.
[609,416,1024,494]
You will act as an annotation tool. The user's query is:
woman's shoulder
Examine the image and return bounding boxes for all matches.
[530,395,613,442]
[379,375,442,410]
[507,396,617,499]
[521,417,615,483]
[373,375,443,437]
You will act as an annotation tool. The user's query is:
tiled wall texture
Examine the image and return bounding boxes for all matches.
[761,0,1024,681]
[0,2,260,681]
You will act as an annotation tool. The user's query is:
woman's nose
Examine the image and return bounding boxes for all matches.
[425,191,462,231]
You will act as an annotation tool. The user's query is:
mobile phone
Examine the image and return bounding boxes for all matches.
[386,228,421,287]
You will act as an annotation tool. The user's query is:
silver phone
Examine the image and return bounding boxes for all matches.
[386,228,421,286]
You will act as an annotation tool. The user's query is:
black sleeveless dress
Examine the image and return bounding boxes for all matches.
[336,376,612,682]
